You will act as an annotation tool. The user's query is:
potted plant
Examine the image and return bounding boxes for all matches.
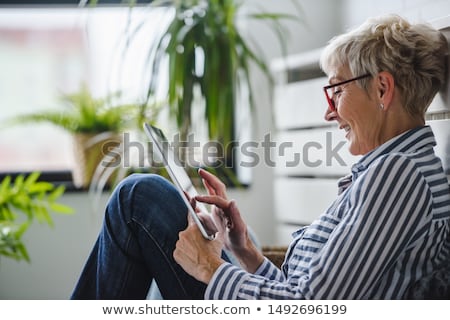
[107,0,303,184]
[0,172,73,262]
[6,84,143,188]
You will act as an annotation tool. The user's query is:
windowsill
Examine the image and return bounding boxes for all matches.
[0,167,249,193]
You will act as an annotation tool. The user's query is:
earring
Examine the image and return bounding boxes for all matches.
[380,103,385,110]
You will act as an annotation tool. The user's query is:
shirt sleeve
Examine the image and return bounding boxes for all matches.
[205,257,285,299]
[204,154,433,299]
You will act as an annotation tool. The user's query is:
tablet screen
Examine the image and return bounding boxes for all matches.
[143,123,214,240]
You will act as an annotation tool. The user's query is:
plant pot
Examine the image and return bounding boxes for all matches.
[72,132,122,189]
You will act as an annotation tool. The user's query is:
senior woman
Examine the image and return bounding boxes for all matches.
[71,14,450,299]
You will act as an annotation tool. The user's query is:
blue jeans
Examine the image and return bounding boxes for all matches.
[71,173,228,299]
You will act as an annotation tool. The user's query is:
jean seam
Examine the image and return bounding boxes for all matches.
[117,230,138,297]
[131,217,190,298]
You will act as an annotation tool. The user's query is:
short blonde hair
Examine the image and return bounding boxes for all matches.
[320,14,448,116]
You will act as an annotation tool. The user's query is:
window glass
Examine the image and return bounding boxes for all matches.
[0,6,171,174]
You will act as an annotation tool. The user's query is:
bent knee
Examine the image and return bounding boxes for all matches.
[116,173,176,196]
[108,173,188,226]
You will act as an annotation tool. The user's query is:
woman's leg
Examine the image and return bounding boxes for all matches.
[71,174,207,299]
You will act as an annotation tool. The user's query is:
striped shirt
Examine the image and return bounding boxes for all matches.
[205,126,450,299]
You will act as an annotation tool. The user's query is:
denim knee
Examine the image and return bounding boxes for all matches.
[113,173,177,202]
[108,173,186,225]
[117,173,173,191]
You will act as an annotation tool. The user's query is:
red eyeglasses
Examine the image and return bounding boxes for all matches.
[323,74,371,111]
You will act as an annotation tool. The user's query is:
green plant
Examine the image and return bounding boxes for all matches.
[8,83,139,134]
[4,84,158,188]
[152,0,300,156]
[105,0,303,183]
[0,172,73,262]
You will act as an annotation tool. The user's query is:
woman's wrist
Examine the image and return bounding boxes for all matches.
[233,239,265,273]
[199,256,226,284]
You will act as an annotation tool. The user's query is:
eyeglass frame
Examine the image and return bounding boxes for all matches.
[323,73,371,111]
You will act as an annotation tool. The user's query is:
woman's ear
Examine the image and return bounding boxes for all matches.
[376,71,395,109]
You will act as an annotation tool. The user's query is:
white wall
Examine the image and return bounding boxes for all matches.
[340,0,450,28]
[1,0,449,299]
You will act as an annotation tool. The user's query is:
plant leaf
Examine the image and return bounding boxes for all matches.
[0,173,73,262]
[48,185,66,202]
[49,203,74,215]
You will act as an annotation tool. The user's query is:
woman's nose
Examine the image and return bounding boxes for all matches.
[324,105,337,122]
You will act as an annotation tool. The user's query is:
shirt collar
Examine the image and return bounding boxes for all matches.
[337,126,436,194]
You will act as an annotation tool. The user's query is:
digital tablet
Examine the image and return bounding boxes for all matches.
[143,122,215,240]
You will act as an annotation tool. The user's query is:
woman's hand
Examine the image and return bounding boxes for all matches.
[173,214,224,284]
[195,169,264,273]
